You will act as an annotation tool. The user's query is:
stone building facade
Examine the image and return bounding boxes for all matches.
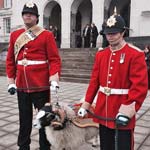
[0,0,150,48]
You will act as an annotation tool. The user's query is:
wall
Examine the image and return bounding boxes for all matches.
[0,0,4,9]
[0,0,150,47]
[130,0,150,37]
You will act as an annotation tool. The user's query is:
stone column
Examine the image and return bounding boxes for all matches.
[61,5,71,48]
[92,0,104,32]
[92,0,105,47]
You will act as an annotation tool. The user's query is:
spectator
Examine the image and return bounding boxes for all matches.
[53,26,61,48]
[49,25,54,32]
[83,24,91,48]
[90,23,98,48]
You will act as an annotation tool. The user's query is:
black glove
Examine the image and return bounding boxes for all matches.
[115,114,130,126]
[8,84,17,95]
[8,87,16,95]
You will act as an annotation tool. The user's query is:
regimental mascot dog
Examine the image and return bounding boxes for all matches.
[33,101,100,150]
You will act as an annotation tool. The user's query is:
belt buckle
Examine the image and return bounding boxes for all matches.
[22,58,28,66]
[104,87,111,96]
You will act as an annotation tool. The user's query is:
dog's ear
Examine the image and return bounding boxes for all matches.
[36,110,45,119]
[40,112,55,127]
[41,105,52,113]
[46,112,55,122]
[39,105,56,127]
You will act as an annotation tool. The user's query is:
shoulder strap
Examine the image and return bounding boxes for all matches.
[14,25,45,61]
[128,43,143,52]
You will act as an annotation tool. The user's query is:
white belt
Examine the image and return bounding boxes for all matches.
[18,59,47,66]
[99,86,129,96]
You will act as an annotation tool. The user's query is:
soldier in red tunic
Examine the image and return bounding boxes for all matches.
[78,11,148,150]
[6,2,61,150]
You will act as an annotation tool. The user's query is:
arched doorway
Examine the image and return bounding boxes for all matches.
[43,1,61,47]
[71,0,92,48]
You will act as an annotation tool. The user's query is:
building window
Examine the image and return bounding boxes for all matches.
[3,17,11,34]
[0,0,4,9]
[4,0,12,8]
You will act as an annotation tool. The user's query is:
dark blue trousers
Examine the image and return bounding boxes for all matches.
[17,90,51,150]
[99,124,133,150]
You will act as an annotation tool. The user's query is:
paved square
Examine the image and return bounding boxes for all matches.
[0,76,149,150]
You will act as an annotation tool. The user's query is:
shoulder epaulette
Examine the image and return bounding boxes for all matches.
[128,43,143,52]
[98,47,108,52]
[98,47,103,51]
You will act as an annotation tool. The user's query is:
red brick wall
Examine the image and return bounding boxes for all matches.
[0,0,4,9]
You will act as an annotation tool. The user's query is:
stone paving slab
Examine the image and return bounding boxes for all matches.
[0,76,150,150]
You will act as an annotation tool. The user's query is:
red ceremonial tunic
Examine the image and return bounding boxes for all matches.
[6,28,61,92]
[85,43,148,129]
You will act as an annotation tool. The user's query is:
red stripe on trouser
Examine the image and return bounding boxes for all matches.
[131,129,134,150]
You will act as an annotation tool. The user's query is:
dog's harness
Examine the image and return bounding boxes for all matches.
[51,102,99,130]
[71,117,99,128]
[50,102,69,130]
[50,89,99,130]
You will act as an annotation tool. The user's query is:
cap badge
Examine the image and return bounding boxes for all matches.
[26,2,34,8]
[106,15,117,27]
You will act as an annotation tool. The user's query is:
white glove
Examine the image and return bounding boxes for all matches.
[8,84,17,95]
[50,81,59,92]
[78,107,87,117]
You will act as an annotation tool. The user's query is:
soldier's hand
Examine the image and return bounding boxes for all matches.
[78,107,87,117]
[8,84,17,95]
[50,81,59,92]
[115,113,130,126]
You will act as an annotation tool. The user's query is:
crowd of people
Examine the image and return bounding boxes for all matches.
[48,23,99,48]
[76,22,109,48]
[47,22,107,49]
[82,23,98,48]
